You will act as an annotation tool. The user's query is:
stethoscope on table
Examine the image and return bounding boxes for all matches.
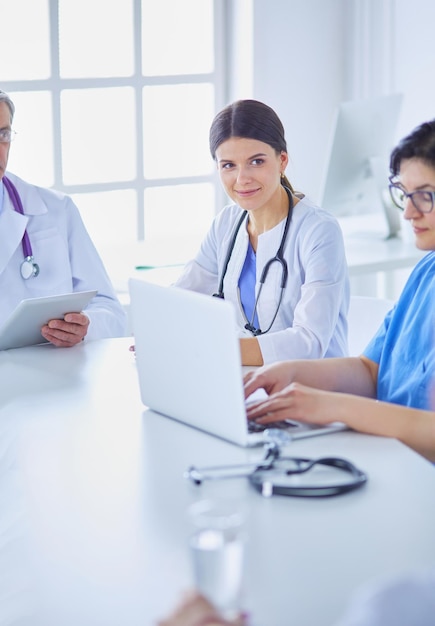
[185,431,368,498]
[213,185,294,336]
[3,176,40,279]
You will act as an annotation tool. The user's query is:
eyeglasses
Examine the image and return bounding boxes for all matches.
[389,180,435,214]
[0,129,17,143]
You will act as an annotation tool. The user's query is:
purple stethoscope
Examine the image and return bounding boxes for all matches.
[2,176,40,279]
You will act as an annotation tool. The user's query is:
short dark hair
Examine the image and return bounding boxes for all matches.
[390,119,435,176]
[209,99,287,159]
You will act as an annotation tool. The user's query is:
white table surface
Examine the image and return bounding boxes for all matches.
[1,337,435,626]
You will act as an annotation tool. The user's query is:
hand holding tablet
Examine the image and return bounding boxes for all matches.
[0,290,97,350]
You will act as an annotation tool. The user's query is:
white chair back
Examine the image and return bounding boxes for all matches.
[348,295,395,356]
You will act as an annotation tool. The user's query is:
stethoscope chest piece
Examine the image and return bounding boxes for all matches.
[20,256,40,279]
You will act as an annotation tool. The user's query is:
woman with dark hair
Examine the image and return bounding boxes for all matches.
[242,118,435,462]
[158,122,435,625]
[175,100,349,366]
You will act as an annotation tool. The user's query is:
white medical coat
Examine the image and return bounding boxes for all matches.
[175,197,349,363]
[0,173,127,340]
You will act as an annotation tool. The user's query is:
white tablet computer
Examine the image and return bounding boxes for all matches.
[0,290,98,351]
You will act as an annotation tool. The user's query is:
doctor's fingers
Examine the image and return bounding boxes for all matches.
[42,318,88,346]
[246,383,324,423]
[246,399,299,423]
[41,325,84,347]
[47,314,89,335]
[243,371,261,398]
[157,590,242,626]
[243,366,292,399]
[46,313,89,328]
[63,312,90,327]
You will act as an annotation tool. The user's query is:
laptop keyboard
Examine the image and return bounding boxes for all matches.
[248,419,300,433]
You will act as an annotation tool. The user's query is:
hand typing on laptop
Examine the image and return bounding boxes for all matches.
[129,279,345,446]
[244,363,337,427]
[245,387,299,432]
[243,355,435,463]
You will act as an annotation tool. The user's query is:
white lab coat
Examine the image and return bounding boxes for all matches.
[0,173,127,340]
[175,197,350,363]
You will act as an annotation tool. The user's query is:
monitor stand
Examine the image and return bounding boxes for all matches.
[380,189,401,239]
[369,156,401,240]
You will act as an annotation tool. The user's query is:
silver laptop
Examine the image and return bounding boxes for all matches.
[128,278,347,447]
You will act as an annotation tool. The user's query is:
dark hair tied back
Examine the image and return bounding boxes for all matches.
[209,99,287,157]
[209,99,293,191]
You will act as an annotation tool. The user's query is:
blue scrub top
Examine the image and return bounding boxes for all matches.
[364,251,435,409]
[238,241,259,330]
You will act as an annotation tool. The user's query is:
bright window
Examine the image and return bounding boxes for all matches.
[61,87,137,185]
[142,84,214,179]
[142,0,214,75]
[1,0,225,294]
[59,0,135,78]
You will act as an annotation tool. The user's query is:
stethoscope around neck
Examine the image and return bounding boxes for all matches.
[3,176,40,279]
[213,185,294,336]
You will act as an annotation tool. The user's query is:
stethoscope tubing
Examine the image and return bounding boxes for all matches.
[3,176,39,279]
[213,209,248,299]
[214,185,294,335]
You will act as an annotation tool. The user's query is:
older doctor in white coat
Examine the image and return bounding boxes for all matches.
[0,90,127,346]
[175,100,349,366]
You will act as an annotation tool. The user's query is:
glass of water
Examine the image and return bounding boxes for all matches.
[188,499,245,618]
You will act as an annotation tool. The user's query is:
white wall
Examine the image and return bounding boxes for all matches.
[250,0,347,201]
[233,0,435,204]
[394,0,435,137]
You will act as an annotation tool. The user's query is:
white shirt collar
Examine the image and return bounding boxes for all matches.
[0,180,4,215]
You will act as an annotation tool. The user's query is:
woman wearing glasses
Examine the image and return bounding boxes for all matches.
[175,100,349,366]
[243,119,435,462]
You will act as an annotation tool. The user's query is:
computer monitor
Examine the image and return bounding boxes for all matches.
[319,93,403,238]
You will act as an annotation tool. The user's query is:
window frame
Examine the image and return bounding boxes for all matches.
[1,0,229,243]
